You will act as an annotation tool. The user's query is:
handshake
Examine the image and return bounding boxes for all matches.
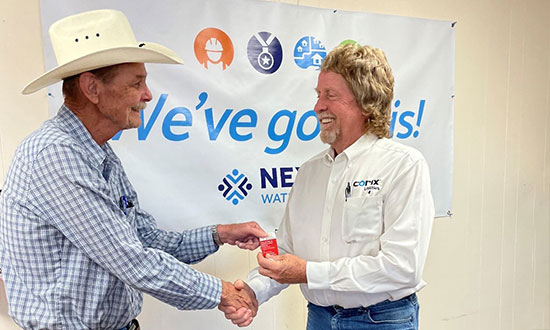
[214,222,264,327]
[218,279,257,327]
[215,222,307,327]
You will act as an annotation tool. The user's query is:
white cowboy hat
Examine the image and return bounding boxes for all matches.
[22,9,183,95]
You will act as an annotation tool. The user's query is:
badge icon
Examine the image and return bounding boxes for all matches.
[293,36,326,70]
[194,28,234,71]
[247,32,283,74]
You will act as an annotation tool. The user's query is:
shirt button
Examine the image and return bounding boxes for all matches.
[322,237,328,243]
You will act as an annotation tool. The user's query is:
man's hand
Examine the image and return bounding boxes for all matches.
[217,222,268,250]
[218,280,257,327]
[257,252,307,284]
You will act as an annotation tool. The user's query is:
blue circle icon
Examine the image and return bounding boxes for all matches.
[247,32,283,74]
[293,36,327,70]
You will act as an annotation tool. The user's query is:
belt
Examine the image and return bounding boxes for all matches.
[118,319,140,330]
[332,293,417,313]
[332,304,366,314]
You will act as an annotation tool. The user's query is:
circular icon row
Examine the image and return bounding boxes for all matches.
[194,28,335,74]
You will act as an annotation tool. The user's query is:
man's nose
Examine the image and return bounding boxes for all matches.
[314,98,326,113]
[142,83,153,102]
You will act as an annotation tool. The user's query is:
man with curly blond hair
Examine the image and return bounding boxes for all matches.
[223,44,435,330]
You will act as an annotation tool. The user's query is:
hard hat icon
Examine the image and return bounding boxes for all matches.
[194,28,234,70]
[205,37,224,63]
[205,37,224,51]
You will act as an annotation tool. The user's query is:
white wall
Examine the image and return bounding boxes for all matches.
[1,0,548,329]
[0,1,47,328]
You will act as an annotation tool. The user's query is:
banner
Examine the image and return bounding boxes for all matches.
[41,0,455,232]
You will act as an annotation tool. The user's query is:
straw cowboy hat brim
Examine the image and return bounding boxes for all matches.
[22,9,184,95]
[22,43,182,94]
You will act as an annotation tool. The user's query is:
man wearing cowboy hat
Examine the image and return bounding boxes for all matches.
[0,9,262,330]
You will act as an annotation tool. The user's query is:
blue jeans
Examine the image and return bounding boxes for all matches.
[306,294,419,330]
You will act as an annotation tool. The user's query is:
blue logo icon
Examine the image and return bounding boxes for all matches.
[247,32,283,74]
[218,169,253,205]
[293,36,327,70]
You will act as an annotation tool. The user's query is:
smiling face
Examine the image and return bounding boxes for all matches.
[314,71,367,155]
[96,63,152,132]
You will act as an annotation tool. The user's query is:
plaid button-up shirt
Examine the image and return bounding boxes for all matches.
[0,105,221,329]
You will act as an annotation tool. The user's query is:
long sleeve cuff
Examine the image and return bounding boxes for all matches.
[247,269,289,306]
[306,261,331,290]
[174,225,219,263]
[247,276,272,305]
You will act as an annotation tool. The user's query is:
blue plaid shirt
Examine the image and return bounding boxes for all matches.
[0,105,222,329]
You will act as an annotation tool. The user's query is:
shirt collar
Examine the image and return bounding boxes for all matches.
[54,105,107,168]
[322,134,379,165]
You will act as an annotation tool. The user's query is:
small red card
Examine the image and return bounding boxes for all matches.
[260,234,279,257]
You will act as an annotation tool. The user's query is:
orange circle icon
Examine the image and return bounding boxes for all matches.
[194,28,234,70]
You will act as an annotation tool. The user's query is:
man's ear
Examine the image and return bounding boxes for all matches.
[78,72,101,104]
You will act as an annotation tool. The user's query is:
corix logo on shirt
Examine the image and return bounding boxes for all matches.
[353,179,382,194]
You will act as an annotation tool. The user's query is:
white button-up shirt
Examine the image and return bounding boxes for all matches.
[248,134,434,308]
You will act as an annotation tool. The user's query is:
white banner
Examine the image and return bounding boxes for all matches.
[41,0,454,232]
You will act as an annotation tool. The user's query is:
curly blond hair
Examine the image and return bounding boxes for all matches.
[321,44,394,138]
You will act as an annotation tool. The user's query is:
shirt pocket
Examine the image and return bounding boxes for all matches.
[125,205,137,227]
[342,195,383,243]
